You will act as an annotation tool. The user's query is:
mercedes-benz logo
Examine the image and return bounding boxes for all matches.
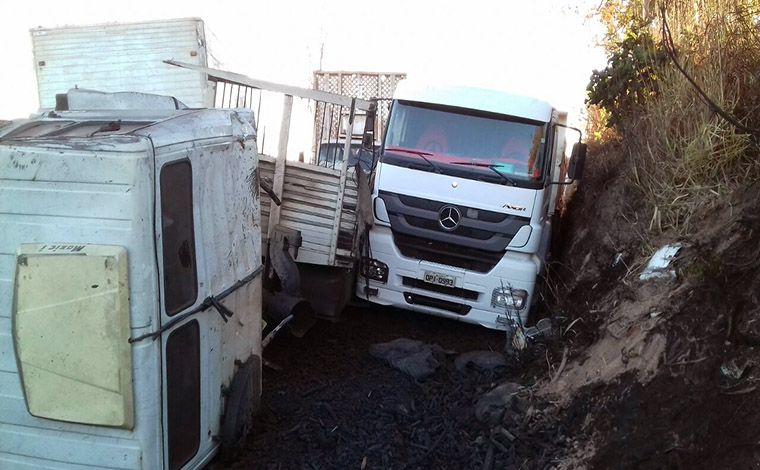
[438,205,461,231]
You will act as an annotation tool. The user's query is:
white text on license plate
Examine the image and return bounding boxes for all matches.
[423,271,457,288]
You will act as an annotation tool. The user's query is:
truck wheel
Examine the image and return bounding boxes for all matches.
[220,355,261,460]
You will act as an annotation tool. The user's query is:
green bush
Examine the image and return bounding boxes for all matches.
[588,0,760,233]
[587,23,668,129]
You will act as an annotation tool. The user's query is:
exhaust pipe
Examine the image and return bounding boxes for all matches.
[263,291,317,343]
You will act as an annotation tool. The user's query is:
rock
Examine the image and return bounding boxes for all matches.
[455,351,508,374]
[720,359,749,383]
[369,338,445,380]
[474,382,521,425]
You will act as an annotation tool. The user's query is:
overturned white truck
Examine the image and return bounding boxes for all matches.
[0,91,263,469]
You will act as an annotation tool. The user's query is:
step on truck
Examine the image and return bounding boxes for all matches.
[357,81,587,330]
[0,90,263,469]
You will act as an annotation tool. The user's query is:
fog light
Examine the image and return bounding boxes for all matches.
[361,258,389,283]
[491,287,527,310]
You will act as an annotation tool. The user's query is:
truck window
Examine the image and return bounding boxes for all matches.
[160,160,198,315]
[383,101,548,186]
[166,319,201,470]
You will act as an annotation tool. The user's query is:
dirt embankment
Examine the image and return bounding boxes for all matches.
[539,140,760,469]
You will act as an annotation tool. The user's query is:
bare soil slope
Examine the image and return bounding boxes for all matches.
[544,142,760,469]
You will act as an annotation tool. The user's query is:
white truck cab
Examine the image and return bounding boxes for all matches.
[0,91,262,469]
[358,82,585,330]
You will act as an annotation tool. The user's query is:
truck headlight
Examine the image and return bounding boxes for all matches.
[361,258,389,283]
[491,287,527,310]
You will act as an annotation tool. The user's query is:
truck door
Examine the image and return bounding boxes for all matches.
[156,157,206,470]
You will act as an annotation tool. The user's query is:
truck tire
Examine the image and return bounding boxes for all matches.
[220,355,261,460]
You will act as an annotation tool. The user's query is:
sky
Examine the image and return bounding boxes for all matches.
[0,0,607,154]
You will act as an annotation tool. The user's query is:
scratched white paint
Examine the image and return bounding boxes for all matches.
[0,101,261,469]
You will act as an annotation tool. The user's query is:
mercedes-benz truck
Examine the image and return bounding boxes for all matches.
[357,82,586,330]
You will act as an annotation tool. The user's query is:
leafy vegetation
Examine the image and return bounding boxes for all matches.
[587,0,760,233]
[587,23,667,129]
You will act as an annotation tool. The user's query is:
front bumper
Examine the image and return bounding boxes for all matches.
[357,226,540,330]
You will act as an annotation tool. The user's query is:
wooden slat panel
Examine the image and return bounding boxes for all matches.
[292,249,330,266]
[259,160,275,173]
[281,189,337,208]
[279,214,335,234]
[284,166,341,188]
[280,202,337,220]
[336,248,354,257]
[281,179,341,197]
[286,159,342,178]
[298,240,332,256]
[261,157,361,267]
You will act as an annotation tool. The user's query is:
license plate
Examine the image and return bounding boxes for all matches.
[423,270,457,288]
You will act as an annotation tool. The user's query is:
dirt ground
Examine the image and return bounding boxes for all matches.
[213,142,760,469]
[213,306,570,470]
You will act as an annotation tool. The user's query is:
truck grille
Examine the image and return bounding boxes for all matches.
[379,191,530,252]
[403,215,494,240]
[403,292,472,315]
[393,233,502,273]
[402,277,480,300]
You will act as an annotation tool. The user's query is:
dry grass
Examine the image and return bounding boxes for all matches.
[612,0,760,234]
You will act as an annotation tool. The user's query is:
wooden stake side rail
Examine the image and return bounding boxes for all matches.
[163,60,367,270]
[259,154,357,268]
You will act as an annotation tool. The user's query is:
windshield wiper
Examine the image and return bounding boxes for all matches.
[385,146,443,174]
[449,161,518,186]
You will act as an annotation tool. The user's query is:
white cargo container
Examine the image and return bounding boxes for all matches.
[31,18,217,109]
[0,91,262,469]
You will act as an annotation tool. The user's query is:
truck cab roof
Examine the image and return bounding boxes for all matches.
[0,108,255,149]
[393,80,553,123]
[0,89,254,148]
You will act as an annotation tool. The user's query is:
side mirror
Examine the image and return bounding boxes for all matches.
[567,142,587,180]
[362,102,377,150]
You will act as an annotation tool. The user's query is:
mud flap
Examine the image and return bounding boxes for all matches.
[267,225,302,297]
[297,263,353,322]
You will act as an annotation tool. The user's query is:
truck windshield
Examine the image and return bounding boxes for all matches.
[382,100,548,185]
